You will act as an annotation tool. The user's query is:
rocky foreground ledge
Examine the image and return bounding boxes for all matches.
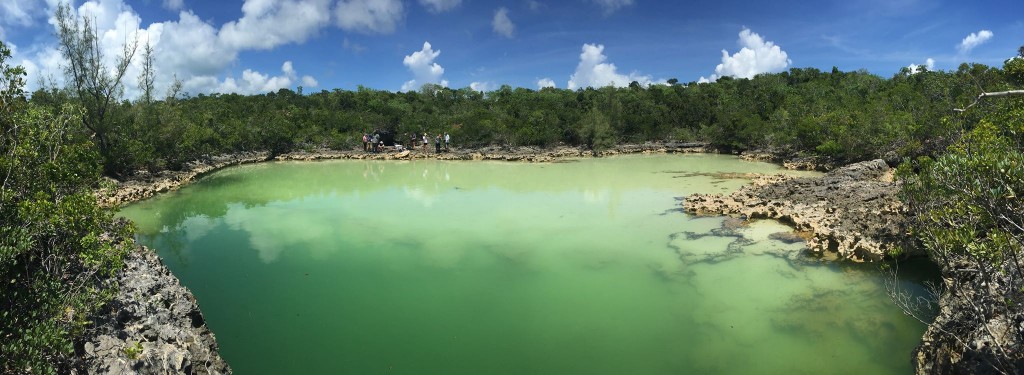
[74,246,231,374]
[684,159,915,262]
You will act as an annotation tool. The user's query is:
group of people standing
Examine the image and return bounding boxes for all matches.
[361,132,384,153]
[410,132,450,154]
[363,131,450,154]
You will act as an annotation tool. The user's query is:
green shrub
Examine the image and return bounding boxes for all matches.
[1,41,132,374]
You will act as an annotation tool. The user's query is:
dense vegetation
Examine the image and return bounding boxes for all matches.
[30,61,1007,177]
[898,49,1024,373]
[2,7,1023,371]
[0,43,132,374]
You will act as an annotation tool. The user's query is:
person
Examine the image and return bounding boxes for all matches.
[410,133,417,150]
[379,140,385,153]
[422,133,429,153]
[371,134,379,153]
[444,132,450,152]
[435,134,442,154]
[362,133,369,152]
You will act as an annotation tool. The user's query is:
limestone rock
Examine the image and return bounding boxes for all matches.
[74,247,231,374]
[913,257,1024,374]
[684,159,915,261]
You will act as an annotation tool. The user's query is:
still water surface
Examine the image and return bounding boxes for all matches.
[120,154,935,374]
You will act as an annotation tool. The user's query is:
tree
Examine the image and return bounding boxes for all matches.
[54,2,137,174]
[136,42,155,105]
[1004,45,1024,87]
[579,106,615,153]
[0,45,26,114]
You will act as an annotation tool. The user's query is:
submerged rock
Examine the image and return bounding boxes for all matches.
[768,231,808,244]
[684,159,914,261]
[74,247,231,374]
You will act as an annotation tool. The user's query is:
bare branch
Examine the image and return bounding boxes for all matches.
[954,90,1024,113]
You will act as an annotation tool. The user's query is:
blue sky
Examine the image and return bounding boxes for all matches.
[1,0,1021,97]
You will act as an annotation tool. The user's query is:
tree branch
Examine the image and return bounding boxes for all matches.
[954,90,1024,113]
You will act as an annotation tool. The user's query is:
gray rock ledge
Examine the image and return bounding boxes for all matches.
[74,246,231,374]
[684,159,917,261]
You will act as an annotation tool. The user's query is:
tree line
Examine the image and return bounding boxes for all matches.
[28,62,1011,177]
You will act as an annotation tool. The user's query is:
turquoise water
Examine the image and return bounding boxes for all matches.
[120,154,934,374]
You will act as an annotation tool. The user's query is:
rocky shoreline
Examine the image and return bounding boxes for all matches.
[98,142,710,207]
[75,246,230,374]
[681,157,1023,374]
[683,159,914,262]
[913,255,1023,373]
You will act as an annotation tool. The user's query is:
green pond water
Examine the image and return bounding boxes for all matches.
[119,154,937,374]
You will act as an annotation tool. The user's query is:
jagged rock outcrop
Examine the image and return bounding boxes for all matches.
[680,157,1024,372]
[913,257,1024,374]
[684,159,915,261]
[739,150,833,171]
[74,246,231,374]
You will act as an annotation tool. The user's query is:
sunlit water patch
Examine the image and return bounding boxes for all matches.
[119,154,935,374]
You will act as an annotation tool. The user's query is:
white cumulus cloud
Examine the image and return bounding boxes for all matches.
[907,57,935,73]
[334,0,404,34]
[211,60,310,95]
[418,0,461,13]
[77,0,134,30]
[591,0,633,14]
[567,43,664,89]
[492,7,514,38]
[469,81,495,92]
[958,30,993,53]
[302,75,319,87]
[401,41,448,92]
[220,0,332,50]
[700,28,791,82]
[17,0,318,98]
[537,77,555,89]
[158,11,235,77]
